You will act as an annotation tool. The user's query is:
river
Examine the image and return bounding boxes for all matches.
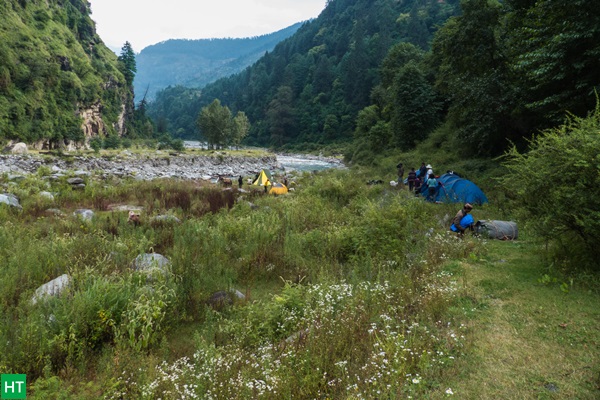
[183,141,344,173]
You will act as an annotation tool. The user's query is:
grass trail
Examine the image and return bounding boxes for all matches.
[438,239,600,399]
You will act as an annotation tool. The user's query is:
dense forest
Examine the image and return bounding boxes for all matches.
[148,0,600,159]
[148,0,459,143]
[134,23,303,103]
[0,0,135,146]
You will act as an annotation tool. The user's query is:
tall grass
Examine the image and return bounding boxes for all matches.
[0,166,488,398]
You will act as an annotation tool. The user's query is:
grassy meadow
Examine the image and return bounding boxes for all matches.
[0,160,598,399]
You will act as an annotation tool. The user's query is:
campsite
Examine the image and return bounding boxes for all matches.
[1,0,599,398]
[1,143,599,399]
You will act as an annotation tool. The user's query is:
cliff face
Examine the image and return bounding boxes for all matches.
[0,0,130,147]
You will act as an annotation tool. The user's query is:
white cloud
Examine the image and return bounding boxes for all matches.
[90,0,327,52]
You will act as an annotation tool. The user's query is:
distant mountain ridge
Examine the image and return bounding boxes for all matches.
[134,22,304,102]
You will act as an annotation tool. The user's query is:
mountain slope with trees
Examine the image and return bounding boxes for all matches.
[0,0,133,147]
[134,23,304,102]
[149,0,599,161]
[148,0,460,143]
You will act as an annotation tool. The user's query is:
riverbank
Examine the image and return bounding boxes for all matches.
[0,150,343,181]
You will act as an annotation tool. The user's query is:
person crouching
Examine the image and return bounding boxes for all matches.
[450,203,474,236]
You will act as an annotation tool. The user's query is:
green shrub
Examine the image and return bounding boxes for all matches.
[103,134,121,149]
[500,103,600,270]
[89,137,102,153]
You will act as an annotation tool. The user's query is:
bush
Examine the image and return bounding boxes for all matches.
[103,134,121,149]
[89,137,102,153]
[500,103,600,269]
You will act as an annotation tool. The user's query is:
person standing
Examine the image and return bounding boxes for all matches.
[426,173,438,202]
[413,176,422,196]
[426,164,434,180]
[407,168,417,191]
[396,163,405,188]
[238,175,243,188]
[419,162,427,181]
[450,203,474,235]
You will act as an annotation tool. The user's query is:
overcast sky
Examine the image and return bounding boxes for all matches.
[90,0,328,53]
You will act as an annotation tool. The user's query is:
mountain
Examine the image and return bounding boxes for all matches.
[0,0,132,148]
[148,0,460,144]
[134,23,304,102]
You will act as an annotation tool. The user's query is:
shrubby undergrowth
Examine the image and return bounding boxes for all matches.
[500,102,600,271]
[0,166,486,398]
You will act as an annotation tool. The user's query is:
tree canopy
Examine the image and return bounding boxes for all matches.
[146,0,599,160]
[196,99,251,149]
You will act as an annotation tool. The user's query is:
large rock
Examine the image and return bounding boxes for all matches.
[0,193,22,209]
[206,289,246,310]
[130,253,171,275]
[39,191,55,201]
[31,274,71,305]
[11,142,28,154]
[67,177,85,185]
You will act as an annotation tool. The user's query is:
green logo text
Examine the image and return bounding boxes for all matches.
[1,375,26,399]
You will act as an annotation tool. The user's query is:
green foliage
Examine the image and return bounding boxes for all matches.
[89,137,102,153]
[157,134,185,152]
[506,0,600,125]
[102,134,121,149]
[231,111,250,148]
[429,0,519,155]
[149,0,461,147]
[390,60,441,149]
[500,103,600,269]
[117,41,136,86]
[351,105,387,160]
[196,99,250,149]
[119,279,176,351]
[0,0,130,144]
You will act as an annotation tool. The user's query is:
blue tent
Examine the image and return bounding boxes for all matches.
[419,173,488,205]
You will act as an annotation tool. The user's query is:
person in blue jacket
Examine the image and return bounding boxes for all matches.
[450,203,474,235]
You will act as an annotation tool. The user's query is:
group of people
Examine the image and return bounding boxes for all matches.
[397,162,475,236]
[396,162,436,201]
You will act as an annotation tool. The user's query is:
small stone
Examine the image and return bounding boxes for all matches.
[74,209,94,221]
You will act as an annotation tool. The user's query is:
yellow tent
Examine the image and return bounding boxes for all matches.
[269,182,288,195]
[252,170,272,187]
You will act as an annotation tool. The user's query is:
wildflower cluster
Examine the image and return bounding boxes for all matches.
[131,277,465,399]
[426,232,487,266]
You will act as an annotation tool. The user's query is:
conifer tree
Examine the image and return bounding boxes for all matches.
[118,41,136,86]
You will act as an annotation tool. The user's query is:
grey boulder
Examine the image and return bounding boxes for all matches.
[31,274,71,305]
[0,193,22,209]
[130,253,171,276]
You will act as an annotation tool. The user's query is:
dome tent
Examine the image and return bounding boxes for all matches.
[269,182,288,195]
[420,173,488,205]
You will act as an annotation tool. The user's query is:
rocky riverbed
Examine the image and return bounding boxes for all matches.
[0,151,344,181]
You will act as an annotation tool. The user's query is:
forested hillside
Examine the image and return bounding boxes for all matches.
[149,0,599,159]
[134,23,303,102]
[0,0,131,147]
[148,0,459,142]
